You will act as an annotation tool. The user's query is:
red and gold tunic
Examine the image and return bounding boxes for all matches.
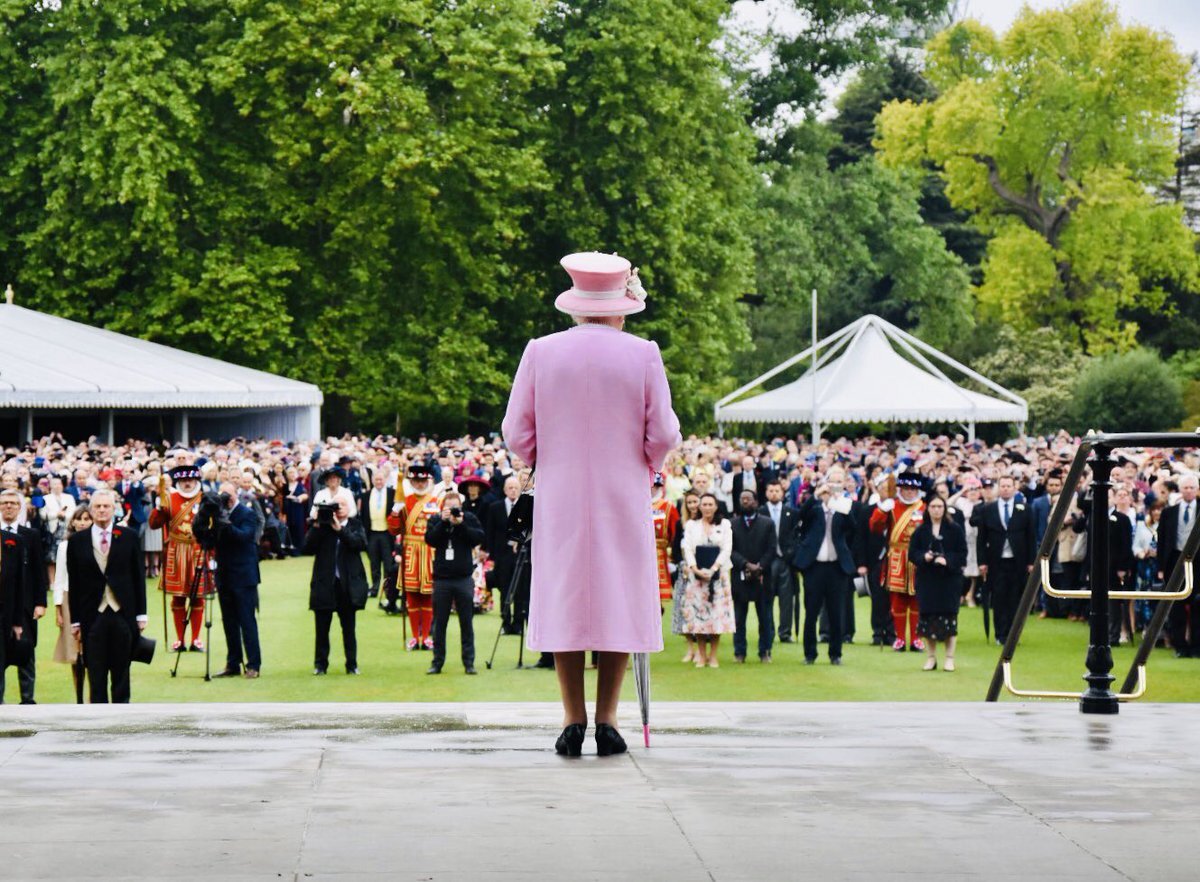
[869,499,925,596]
[148,489,203,596]
[388,490,442,596]
[652,498,680,602]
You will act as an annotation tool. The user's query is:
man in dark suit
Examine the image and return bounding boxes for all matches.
[484,475,522,635]
[793,470,863,665]
[305,495,368,675]
[761,480,801,643]
[1030,470,1065,618]
[730,455,763,515]
[214,483,263,679]
[0,504,31,705]
[1157,473,1198,656]
[0,489,47,704]
[117,465,148,531]
[731,490,777,663]
[359,468,396,598]
[972,474,1036,644]
[66,488,147,704]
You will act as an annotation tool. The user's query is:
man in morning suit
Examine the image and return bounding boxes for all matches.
[360,467,396,599]
[0,489,47,704]
[793,467,863,665]
[0,500,31,705]
[761,480,801,643]
[67,488,147,704]
[731,490,777,663]
[484,476,522,635]
[972,474,1035,645]
[1157,472,1199,657]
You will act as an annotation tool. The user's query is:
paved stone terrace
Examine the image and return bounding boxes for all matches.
[0,702,1195,881]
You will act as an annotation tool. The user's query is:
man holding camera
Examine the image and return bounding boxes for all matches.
[213,482,263,679]
[424,492,485,675]
[305,496,368,675]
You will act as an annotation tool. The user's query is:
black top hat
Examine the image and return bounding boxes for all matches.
[132,634,156,665]
[321,466,347,484]
[5,630,34,667]
[408,463,434,480]
[652,472,665,487]
[169,465,202,482]
[896,473,924,489]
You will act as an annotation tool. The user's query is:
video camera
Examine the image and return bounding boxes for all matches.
[315,501,340,526]
[192,490,231,551]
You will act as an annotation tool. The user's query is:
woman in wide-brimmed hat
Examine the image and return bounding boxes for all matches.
[503,251,681,757]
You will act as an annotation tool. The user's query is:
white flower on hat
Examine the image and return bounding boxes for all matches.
[625,268,646,303]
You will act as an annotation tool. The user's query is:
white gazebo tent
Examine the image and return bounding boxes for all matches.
[714,315,1027,442]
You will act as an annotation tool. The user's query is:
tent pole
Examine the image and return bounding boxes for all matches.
[105,409,115,446]
[968,421,976,443]
[810,289,818,445]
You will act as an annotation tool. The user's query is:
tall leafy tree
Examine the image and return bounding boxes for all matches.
[875,0,1199,353]
[534,0,758,428]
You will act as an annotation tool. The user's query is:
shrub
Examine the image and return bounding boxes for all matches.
[1068,349,1184,434]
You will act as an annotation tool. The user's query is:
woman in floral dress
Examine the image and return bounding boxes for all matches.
[679,493,735,668]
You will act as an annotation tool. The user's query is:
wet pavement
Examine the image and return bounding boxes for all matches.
[0,702,1195,881]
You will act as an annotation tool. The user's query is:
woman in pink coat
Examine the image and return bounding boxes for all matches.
[502,251,681,757]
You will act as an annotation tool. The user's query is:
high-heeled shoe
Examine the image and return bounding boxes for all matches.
[944,657,956,672]
[555,723,586,757]
[922,657,937,671]
[682,647,695,663]
[595,723,627,757]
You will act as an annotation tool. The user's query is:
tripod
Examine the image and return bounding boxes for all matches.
[171,550,216,681]
[486,537,530,670]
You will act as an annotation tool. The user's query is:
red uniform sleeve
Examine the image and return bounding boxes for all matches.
[868,507,889,535]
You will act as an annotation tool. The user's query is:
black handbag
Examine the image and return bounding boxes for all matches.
[694,545,721,603]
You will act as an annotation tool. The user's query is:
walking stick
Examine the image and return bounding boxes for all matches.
[73,642,86,704]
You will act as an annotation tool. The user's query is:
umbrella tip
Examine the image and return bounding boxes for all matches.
[643,724,650,748]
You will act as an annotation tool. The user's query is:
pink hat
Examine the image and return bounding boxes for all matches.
[554,251,647,317]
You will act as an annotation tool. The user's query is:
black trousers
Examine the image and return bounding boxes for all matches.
[802,562,846,661]
[988,559,1024,644]
[432,576,475,669]
[314,580,358,672]
[84,611,133,704]
[868,565,894,643]
[366,530,395,593]
[733,588,774,659]
[16,617,36,703]
[771,560,798,640]
[490,557,516,627]
[818,582,856,641]
[218,582,261,672]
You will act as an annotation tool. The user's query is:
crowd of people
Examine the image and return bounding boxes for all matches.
[1,428,1197,703]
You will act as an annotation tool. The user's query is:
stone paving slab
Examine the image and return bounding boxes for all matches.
[0,702,1196,881]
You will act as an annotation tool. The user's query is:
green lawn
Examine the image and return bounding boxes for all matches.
[9,555,1199,704]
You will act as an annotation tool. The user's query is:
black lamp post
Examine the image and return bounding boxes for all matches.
[1080,444,1119,714]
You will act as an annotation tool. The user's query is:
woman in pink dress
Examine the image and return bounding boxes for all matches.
[502,251,681,757]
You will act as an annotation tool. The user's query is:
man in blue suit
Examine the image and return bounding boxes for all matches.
[213,482,263,679]
[117,465,148,530]
[792,467,864,665]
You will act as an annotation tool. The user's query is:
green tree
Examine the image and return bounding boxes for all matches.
[743,144,972,378]
[972,326,1085,434]
[534,0,758,428]
[1068,349,1183,434]
[876,0,1200,353]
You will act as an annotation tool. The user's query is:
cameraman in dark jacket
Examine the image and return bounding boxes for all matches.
[304,496,368,675]
[213,482,263,679]
[424,491,485,675]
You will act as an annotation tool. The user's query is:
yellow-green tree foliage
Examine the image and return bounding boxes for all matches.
[875,0,1199,353]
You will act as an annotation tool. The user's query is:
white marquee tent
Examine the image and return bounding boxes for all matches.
[0,293,322,443]
[714,314,1027,441]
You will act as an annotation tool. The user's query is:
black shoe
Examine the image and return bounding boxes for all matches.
[367,589,379,598]
[464,665,477,675]
[831,657,843,666]
[346,667,360,675]
[595,723,627,757]
[804,658,815,665]
[19,699,35,705]
[759,653,772,663]
[212,667,242,678]
[555,723,585,757]
[778,635,793,644]
[313,668,327,675]
[426,665,443,675]
[533,656,555,670]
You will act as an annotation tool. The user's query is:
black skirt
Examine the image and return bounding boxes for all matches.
[917,613,958,641]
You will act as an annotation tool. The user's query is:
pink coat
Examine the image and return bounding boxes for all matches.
[502,324,682,651]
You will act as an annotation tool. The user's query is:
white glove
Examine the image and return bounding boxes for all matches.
[878,498,895,513]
